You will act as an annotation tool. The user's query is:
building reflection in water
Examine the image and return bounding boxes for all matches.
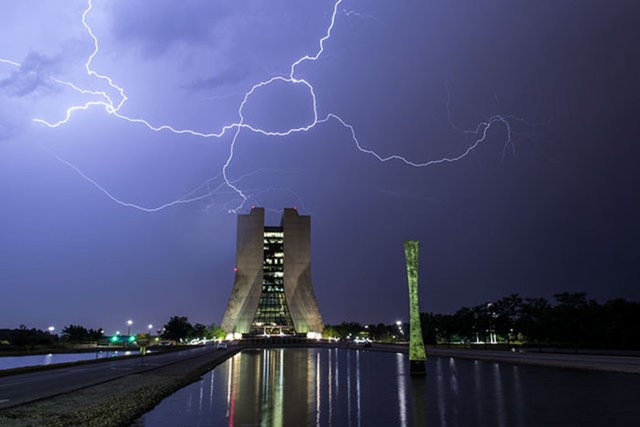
[222,348,369,426]
[140,347,637,426]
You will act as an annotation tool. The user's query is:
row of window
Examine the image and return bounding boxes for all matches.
[263,231,284,238]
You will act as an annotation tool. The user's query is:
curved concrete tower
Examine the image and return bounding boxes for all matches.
[221,207,323,335]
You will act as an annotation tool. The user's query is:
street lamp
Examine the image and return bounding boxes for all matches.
[396,320,404,333]
[47,326,55,333]
[127,320,133,336]
[148,324,153,335]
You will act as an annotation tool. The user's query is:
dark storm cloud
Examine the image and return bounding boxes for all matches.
[108,1,232,56]
[183,68,250,92]
[0,52,59,97]
[1,0,639,331]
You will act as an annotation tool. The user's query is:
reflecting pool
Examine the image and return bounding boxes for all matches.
[138,348,640,426]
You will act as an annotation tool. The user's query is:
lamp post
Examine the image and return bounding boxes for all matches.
[127,320,133,336]
[396,320,404,336]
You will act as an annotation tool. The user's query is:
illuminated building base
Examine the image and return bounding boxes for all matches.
[404,240,427,376]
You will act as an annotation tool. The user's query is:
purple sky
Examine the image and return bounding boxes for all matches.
[1,1,639,335]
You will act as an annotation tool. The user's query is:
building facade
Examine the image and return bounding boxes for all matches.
[221,207,323,335]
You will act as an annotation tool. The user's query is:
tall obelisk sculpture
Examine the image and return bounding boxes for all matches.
[404,240,427,375]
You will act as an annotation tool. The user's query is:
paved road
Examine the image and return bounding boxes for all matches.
[0,346,232,410]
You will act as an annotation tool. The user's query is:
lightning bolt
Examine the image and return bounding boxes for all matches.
[0,58,22,67]
[3,0,524,214]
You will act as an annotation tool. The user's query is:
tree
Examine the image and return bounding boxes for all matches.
[207,323,226,340]
[322,326,340,339]
[62,325,91,343]
[1,326,56,348]
[448,307,475,343]
[517,297,551,349]
[192,323,208,340]
[161,316,194,342]
[551,292,591,348]
[493,294,523,344]
[367,323,396,342]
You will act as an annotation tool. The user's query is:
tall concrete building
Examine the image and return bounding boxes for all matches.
[221,207,323,335]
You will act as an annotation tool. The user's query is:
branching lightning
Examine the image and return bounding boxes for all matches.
[0,58,22,67]
[1,0,522,214]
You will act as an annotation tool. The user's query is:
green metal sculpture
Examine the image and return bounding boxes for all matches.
[404,240,426,375]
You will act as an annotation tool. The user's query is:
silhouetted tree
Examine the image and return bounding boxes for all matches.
[517,297,551,350]
[59,325,103,343]
[494,294,523,344]
[0,326,56,348]
[162,316,194,342]
[192,323,208,340]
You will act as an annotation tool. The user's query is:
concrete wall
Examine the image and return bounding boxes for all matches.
[282,208,324,333]
[221,208,265,333]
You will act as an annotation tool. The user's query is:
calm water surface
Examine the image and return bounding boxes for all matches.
[0,350,134,370]
[139,348,640,426]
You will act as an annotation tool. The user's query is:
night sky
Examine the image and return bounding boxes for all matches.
[1,1,639,334]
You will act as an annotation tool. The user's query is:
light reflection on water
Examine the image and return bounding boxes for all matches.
[139,348,640,426]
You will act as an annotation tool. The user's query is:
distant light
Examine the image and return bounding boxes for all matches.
[148,324,153,330]
[233,267,238,272]
[127,320,133,326]
[396,320,402,326]
[116,331,120,335]
[48,326,55,333]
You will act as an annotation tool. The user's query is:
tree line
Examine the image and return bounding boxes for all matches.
[323,322,403,342]
[420,293,640,349]
[325,293,640,350]
[159,316,225,342]
[0,317,225,349]
[3,293,637,350]
[0,324,104,348]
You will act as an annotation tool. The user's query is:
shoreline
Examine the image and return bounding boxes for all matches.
[424,347,640,374]
[0,347,239,426]
[0,346,195,378]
